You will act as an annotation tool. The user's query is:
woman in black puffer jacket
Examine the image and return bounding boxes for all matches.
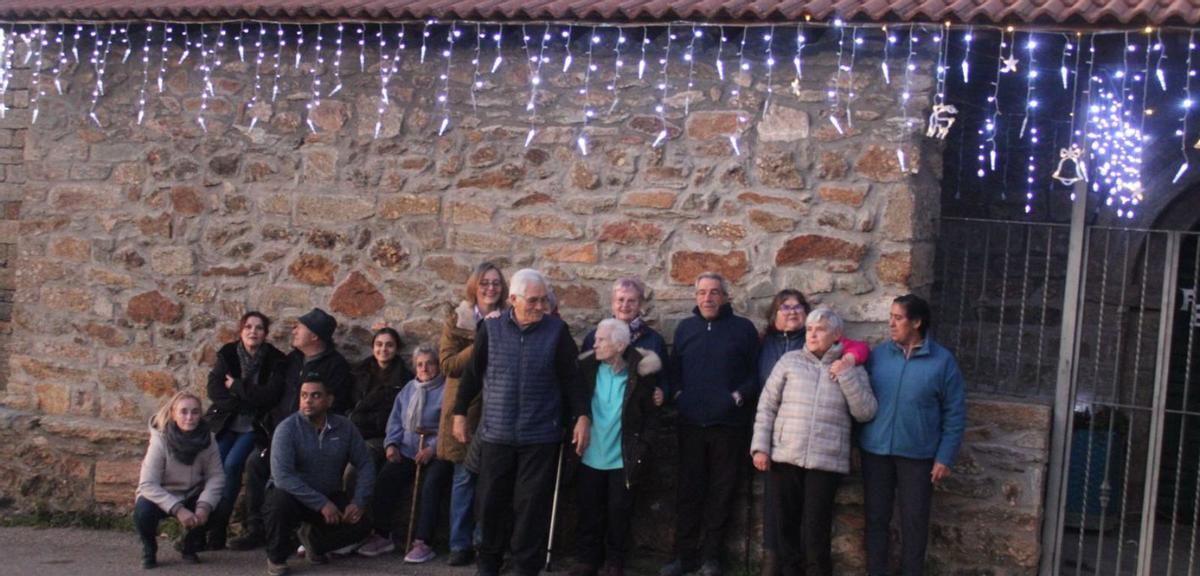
[349,326,414,469]
[202,311,285,550]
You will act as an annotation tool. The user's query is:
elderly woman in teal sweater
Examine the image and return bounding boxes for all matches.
[860,294,966,576]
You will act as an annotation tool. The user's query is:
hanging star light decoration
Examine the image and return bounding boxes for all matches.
[1001,55,1018,73]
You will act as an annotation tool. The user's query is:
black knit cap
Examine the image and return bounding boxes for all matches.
[297,307,337,346]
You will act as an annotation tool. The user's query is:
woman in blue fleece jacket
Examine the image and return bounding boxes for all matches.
[358,344,450,563]
[860,294,966,576]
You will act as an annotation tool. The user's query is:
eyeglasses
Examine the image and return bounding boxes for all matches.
[779,304,806,313]
[517,295,550,306]
[479,280,503,288]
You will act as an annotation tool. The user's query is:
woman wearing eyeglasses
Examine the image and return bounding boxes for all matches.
[757,290,869,576]
[434,261,509,566]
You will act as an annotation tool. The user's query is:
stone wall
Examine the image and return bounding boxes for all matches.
[0,23,1059,574]
[0,28,939,417]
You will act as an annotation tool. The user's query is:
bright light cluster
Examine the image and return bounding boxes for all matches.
[1087,82,1146,218]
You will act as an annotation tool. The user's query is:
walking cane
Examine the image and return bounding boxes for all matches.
[544,440,567,572]
[405,430,431,553]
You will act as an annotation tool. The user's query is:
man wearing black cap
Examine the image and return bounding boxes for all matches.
[230,308,354,551]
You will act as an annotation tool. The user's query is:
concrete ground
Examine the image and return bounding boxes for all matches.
[0,526,674,576]
[0,525,478,576]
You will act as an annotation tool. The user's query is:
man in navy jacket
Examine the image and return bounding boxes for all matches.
[661,272,759,576]
[453,269,589,576]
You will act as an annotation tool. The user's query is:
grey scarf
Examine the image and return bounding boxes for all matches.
[404,375,445,435]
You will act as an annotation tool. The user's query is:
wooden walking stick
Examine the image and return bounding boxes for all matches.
[405,429,431,553]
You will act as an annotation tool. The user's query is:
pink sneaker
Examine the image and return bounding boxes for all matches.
[356,534,396,557]
[403,539,436,563]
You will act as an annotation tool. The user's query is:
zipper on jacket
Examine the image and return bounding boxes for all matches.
[517,332,525,444]
[888,353,910,455]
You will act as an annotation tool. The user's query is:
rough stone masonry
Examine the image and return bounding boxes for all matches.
[0,26,1047,574]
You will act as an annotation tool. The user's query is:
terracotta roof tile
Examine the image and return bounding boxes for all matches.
[0,0,1196,25]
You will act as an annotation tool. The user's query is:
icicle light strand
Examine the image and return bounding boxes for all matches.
[437,22,459,136]
[330,23,343,96]
[578,25,598,155]
[1175,31,1196,183]
[607,28,625,114]
[136,23,150,125]
[653,26,674,148]
[29,26,45,124]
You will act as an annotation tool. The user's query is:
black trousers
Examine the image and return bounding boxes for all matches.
[370,456,452,541]
[675,423,746,563]
[263,488,370,564]
[574,464,634,570]
[861,451,934,576]
[133,494,204,556]
[476,441,559,576]
[767,463,841,576]
[242,447,270,535]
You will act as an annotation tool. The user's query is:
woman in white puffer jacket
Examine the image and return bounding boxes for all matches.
[750,307,877,576]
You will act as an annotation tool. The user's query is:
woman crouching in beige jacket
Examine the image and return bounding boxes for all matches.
[134,391,225,569]
[750,307,877,576]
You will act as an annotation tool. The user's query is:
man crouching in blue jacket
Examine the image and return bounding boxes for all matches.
[661,272,760,576]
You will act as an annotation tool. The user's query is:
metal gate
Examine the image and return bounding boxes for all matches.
[1049,227,1200,575]
[936,219,1200,575]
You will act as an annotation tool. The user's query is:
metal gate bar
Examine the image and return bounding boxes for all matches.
[1135,232,1180,576]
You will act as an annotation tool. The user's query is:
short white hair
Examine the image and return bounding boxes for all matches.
[596,318,632,348]
[611,277,646,301]
[806,307,844,334]
[694,271,730,295]
[509,268,548,298]
[412,343,439,365]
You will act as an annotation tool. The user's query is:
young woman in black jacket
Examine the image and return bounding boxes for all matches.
[202,311,284,550]
[348,325,414,468]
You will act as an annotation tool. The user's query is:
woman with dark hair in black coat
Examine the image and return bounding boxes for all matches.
[348,325,414,468]
[202,311,285,550]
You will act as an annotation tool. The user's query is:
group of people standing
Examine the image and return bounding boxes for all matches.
[132,262,966,576]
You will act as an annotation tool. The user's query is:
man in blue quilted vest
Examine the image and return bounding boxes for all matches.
[452,268,590,576]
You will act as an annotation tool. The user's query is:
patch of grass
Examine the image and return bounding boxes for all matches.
[0,507,135,532]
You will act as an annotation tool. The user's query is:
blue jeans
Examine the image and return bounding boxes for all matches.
[216,429,256,506]
[449,462,478,552]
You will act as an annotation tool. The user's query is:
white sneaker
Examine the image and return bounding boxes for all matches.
[356,534,396,557]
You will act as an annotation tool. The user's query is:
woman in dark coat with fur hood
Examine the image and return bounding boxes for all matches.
[202,311,284,550]
[571,318,664,576]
